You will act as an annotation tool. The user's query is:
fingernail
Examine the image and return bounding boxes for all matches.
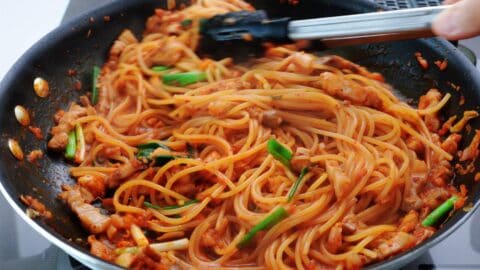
[433,10,458,36]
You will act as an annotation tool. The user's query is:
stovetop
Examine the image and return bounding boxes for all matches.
[1,0,480,269]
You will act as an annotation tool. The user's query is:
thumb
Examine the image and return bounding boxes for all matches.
[432,0,480,40]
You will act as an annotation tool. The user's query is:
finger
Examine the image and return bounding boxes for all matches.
[432,0,480,40]
[442,0,460,4]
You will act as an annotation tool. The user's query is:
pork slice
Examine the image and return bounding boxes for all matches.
[59,185,111,234]
[48,103,88,151]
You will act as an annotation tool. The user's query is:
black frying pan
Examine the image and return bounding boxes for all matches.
[1,0,479,269]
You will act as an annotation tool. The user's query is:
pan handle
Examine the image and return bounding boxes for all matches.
[288,6,447,46]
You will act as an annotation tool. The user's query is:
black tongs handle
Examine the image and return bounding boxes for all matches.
[201,11,290,42]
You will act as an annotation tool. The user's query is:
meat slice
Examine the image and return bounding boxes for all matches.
[319,55,385,82]
[341,221,357,235]
[88,235,114,261]
[318,72,382,108]
[26,149,44,165]
[418,89,442,132]
[201,228,219,248]
[460,130,480,161]
[28,126,44,140]
[415,52,429,70]
[402,160,428,212]
[418,88,441,110]
[376,232,416,259]
[412,226,435,244]
[261,110,283,128]
[438,115,457,136]
[48,103,88,151]
[48,132,69,151]
[450,110,479,133]
[107,160,144,189]
[441,134,462,155]
[326,223,343,253]
[145,9,183,36]
[406,136,424,157]
[425,114,440,132]
[326,161,352,199]
[110,30,138,57]
[398,210,419,233]
[59,185,111,234]
[78,175,106,198]
[426,160,452,187]
[421,186,450,209]
[20,195,53,219]
[106,29,138,70]
[272,52,315,75]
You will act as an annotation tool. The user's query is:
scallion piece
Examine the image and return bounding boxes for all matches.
[138,142,170,151]
[114,246,140,255]
[143,201,161,210]
[65,131,76,159]
[130,224,149,247]
[267,138,293,169]
[287,167,309,202]
[181,19,193,28]
[92,66,100,105]
[163,199,199,210]
[186,143,195,158]
[74,124,85,163]
[422,196,458,227]
[237,207,288,248]
[144,199,199,210]
[163,72,206,86]
[149,238,189,253]
[137,142,170,160]
[152,66,169,72]
[154,155,175,166]
[137,142,175,166]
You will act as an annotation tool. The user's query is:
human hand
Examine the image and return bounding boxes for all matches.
[432,0,480,40]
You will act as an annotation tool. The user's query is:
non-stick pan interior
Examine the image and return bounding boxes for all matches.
[0,0,479,269]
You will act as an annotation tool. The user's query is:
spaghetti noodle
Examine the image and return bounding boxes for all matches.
[48,1,467,269]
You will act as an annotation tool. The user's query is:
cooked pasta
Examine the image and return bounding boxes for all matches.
[47,1,467,269]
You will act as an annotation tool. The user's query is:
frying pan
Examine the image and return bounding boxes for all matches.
[1,0,479,269]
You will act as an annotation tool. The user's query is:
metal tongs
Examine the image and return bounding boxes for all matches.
[201,6,446,47]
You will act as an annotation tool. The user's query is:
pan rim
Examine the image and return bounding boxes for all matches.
[0,0,479,269]
[0,0,140,268]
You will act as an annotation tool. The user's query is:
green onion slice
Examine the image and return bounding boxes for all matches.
[65,131,77,159]
[181,19,193,28]
[114,246,140,255]
[237,207,288,248]
[92,66,101,105]
[162,199,199,210]
[143,201,161,210]
[163,72,206,86]
[287,167,309,202]
[138,142,170,151]
[152,66,170,72]
[186,143,195,158]
[137,142,170,160]
[267,138,293,169]
[154,155,175,166]
[74,124,85,163]
[422,196,458,227]
[137,142,184,166]
[144,199,199,211]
